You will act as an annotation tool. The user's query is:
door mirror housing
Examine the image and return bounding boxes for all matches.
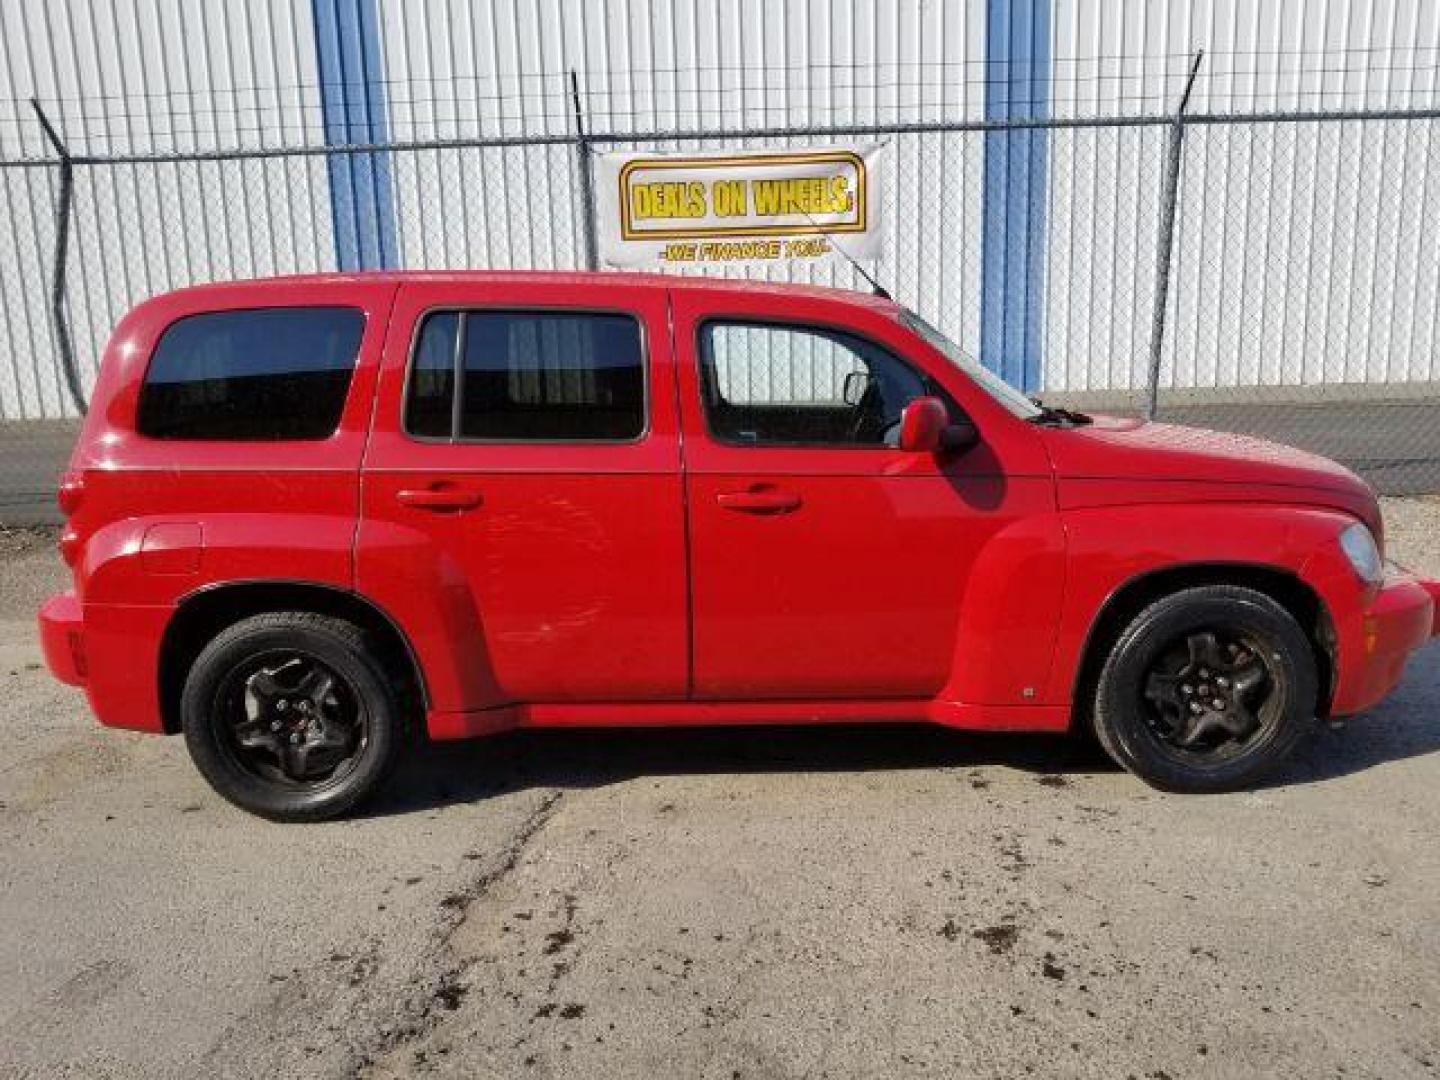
[842,370,873,406]
[898,396,949,452]
[898,396,977,454]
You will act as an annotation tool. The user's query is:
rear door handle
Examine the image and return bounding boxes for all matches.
[715,486,802,514]
[396,485,483,511]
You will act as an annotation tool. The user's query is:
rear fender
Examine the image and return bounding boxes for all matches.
[76,511,357,733]
[80,511,355,606]
[353,518,506,713]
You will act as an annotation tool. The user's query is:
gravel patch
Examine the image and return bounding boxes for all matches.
[1382,495,1440,578]
[0,526,64,618]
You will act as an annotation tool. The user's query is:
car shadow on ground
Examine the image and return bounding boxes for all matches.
[1266,710,1440,789]
[364,724,1118,818]
[1263,642,1440,789]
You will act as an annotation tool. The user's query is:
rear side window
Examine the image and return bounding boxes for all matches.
[404,310,645,442]
[137,307,365,440]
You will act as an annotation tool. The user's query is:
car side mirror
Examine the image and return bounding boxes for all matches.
[899,396,977,454]
[898,396,948,452]
[842,370,873,406]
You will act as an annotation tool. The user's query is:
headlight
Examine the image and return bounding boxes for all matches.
[1339,522,1383,585]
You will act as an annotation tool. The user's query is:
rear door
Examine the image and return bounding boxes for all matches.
[357,279,687,713]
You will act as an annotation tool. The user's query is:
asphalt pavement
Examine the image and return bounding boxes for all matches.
[0,421,78,525]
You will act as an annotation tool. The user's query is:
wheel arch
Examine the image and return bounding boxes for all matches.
[1071,561,1337,731]
[157,579,428,735]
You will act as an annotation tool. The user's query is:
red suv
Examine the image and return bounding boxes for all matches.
[38,272,1439,820]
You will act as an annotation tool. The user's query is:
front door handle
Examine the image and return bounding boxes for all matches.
[715,486,802,514]
[396,485,483,512]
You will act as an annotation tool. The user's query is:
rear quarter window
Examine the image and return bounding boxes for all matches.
[136,306,365,440]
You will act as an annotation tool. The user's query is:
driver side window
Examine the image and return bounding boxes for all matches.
[697,320,939,447]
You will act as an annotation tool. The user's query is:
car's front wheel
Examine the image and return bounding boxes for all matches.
[1092,585,1318,793]
[181,612,405,821]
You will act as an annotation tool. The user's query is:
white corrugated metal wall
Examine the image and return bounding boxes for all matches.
[0,0,335,419]
[0,0,1437,419]
[1046,0,1440,392]
[373,1,991,395]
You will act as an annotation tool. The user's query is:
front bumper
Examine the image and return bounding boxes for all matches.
[1330,570,1439,716]
[38,591,86,686]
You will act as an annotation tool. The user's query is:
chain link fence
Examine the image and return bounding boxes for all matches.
[1,65,1438,521]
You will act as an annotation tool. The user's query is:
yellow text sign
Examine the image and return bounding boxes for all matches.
[597,146,885,267]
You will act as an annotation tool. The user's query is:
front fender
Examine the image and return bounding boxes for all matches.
[938,511,1067,706]
[1043,503,1365,705]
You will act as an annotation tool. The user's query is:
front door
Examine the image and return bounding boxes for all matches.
[671,288,1035,701]
[358,279,687,713]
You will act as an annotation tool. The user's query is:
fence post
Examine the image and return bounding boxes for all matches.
[30,98,86,416]
[569,70,600,271]
[1144,51,1204,420]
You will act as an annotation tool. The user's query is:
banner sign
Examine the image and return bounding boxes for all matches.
[596,145,886,269]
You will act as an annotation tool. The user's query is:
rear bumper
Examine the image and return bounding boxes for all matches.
[39,593,169,732]
[1330,570,1439,716]
[38,591,86,686]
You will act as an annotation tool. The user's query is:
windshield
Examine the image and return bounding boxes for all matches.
[897,310,1041,420]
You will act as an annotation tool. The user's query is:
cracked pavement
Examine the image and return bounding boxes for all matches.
[2,501,1439,1079]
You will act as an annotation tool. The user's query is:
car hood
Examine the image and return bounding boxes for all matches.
[1038,415,1381,534]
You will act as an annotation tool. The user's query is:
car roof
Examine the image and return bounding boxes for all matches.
[157,270,902,313]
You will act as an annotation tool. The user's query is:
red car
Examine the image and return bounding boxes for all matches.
[38,272,1440,820]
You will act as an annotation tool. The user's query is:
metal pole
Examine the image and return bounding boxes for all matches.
[569,70,599,271]
[31,99,86,416]
[1144,51,1204,421]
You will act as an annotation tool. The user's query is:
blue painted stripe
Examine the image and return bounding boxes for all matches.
[980,0,1050,392]
[312,0,397,270]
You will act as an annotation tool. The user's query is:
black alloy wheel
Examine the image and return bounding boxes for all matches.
[1091,585,1318,793]
[217,651,367,788]
[1140,628,1276,758]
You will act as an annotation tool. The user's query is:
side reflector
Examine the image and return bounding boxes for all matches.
[68,630,88,678]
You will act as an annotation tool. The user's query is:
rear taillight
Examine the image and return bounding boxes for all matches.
[57,471,85,517]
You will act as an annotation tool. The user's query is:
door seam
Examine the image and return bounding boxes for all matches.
[352,281,402,591]
[668,290,697,701]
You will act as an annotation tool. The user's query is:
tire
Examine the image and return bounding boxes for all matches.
[1092,585,1318,793]
[181,612,406,822]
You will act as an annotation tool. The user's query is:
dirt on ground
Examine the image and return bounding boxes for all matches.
[1,499,1437,1079]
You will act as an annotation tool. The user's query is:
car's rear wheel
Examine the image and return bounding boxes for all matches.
[181,612,404,821]
[1092,585,1318,793]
